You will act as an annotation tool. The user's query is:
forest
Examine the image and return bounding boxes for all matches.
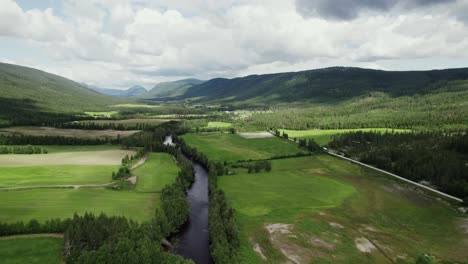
[329,131,468,199]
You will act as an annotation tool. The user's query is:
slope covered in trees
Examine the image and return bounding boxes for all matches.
[182,67,468,103]
[0,63,121,125]
[140,79,204,99]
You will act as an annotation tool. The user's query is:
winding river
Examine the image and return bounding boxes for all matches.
[164,136,213,264]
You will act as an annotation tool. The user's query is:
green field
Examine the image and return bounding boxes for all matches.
[0,165,116,187]
[181,133,303,162]
[134,153,179,193]
[0,189,158,223]
[219,155,468,263]
[279,128,410,145]
[206,121,232,128]
[84,111,118,118]
[0,237,63,264]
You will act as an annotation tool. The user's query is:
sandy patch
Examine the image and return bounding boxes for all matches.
[329,222,344,229]
[0,150,135,167]
[127,176,137,185]
[458,218,468,234]
[253,243,267,260]
[355,237,376,253]
[265,223,292,235]
[309,236,335,250]
[239,132,275,139]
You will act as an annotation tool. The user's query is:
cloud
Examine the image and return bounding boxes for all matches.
[1,0,468,89]
[295,0,455,20]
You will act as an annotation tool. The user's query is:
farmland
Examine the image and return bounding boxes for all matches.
[218,155,468,263]
[0,236,63,264]
[206,121,232,128]
[0,126,138,139]
[279,128,410,146]
[134,153,179,193]
[0,149,135,167]
[181,133,304,162]
[0,188,158,223]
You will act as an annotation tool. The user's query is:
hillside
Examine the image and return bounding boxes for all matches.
[0,63,120,125]
[90,85,147,98]
[140,79,204,99]
[182,67,468,103]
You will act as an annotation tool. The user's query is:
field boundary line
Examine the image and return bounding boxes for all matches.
[131,153,148,170]
[0,233,64,240]
[0,182,115,191]
[267,130,463,203]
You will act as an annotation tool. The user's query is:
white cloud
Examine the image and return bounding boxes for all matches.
[0,0,467,89]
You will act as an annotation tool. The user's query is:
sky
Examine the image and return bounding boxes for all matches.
[1,0,468,89]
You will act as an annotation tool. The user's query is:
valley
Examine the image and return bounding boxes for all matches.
[0,62,466,264]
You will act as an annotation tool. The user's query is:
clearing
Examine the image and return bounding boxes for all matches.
[181,133,304,162]
[0,149,135,167]
[219,155,468,263]
[0,237,63,264]
[279,128,410,146]
[0,126,138,139]
[0,188,158,223]
[134,153,179,193]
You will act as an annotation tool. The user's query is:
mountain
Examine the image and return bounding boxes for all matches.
[182,67,468,103]
[140,79,204,99]
[0,62,120,125]
[89,85,147,98]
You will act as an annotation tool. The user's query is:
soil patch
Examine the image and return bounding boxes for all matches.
[239,132,275,139]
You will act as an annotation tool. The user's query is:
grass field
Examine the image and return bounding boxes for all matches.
[219,155,468,263]
[0,126,138,139]
[0,165,116,187]
[278,128,410,145]
[84,111,118,118]
[0,189,158,223]
[111,104,160,108]
[0,237,63,264]
[206,121,232,128]
[0,149,135,167]
[181,133,304,162]
[134,153,179,193]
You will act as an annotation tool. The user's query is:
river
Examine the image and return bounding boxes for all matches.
[164,135,213,264]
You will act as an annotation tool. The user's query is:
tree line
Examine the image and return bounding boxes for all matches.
[0,145,48,154]
[329,131,468,200]
[54,121,158,131]
[0,134,116,145]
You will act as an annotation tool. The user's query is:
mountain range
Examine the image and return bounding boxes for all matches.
[88,85,147,98]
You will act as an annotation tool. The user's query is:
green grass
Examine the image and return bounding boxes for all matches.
[134,153,179,193]
[279,128,410,145]
[0,237,63,264]
[0,189,158,223]
[219,155,468,263]
[181,133,304,162]
[111,104,160,108]
[84,111,118,118]
[206,121,232,128]
[0,165,116,187]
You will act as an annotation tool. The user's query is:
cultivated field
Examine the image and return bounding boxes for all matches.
[0,165,116,188]
[0,149,135,167]
[78,118,168,125]
[0,126,138,139]
[219,155,468,263]
[0,236,63,264]
[134,153,179,193]
[206,121,232,128]
[279,128,410,146]
[181,133,304,162]
[0,189,158,223]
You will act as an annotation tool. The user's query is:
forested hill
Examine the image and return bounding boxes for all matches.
[140,78,204,99]
[0,62,121,125]
[0,62,121,111]
[182,67,468,103]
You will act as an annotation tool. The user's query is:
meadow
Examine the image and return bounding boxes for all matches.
[0,165,116,187]
[0,149,134,167]
[0,126,138,139]
[181,133,304,162]
[134,153,179,193]
[0,188,158,223]
[0,236,63,264]
[219,155,468,263]
[279,128,410,146]
[206,121,232,128]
